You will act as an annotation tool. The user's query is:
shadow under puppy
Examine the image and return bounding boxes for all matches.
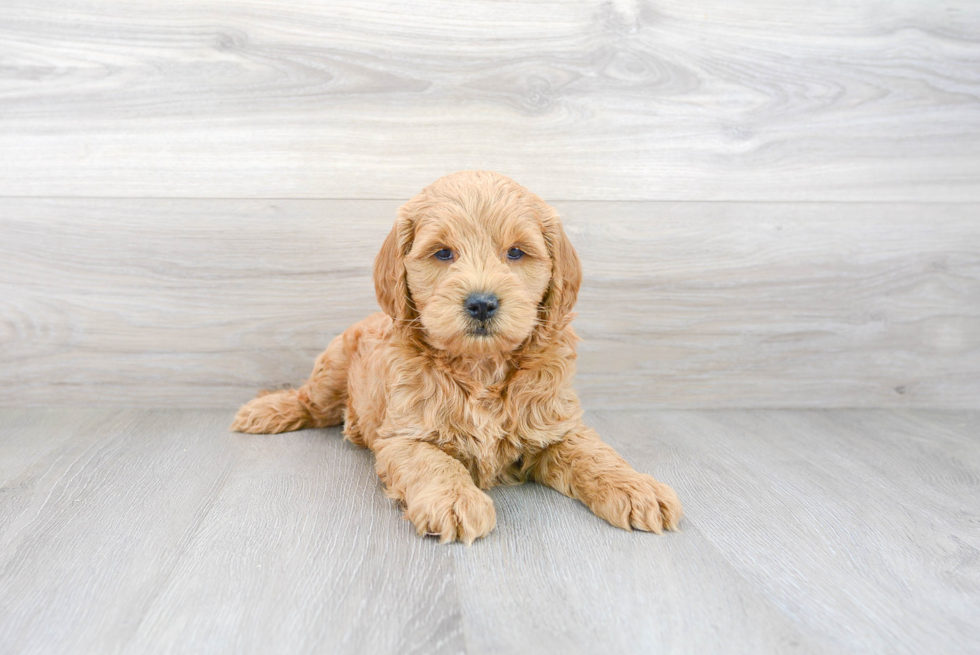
[232,170,683,543]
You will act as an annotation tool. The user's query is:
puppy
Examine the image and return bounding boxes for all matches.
[232,171,683,543]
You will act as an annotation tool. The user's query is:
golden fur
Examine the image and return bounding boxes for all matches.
[231,171,683,544]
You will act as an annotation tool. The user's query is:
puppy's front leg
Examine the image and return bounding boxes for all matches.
[530,424,683,533]
[374,438,496,544]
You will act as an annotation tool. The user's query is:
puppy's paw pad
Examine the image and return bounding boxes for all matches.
[406,486,496,545]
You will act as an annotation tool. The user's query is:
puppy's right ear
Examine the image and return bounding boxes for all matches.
[373,207,415,321]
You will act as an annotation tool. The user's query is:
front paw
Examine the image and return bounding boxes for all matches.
[404,485,497,545]
[589,474,683,534]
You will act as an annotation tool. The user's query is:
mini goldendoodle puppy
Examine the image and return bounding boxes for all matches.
[232,170,683,543]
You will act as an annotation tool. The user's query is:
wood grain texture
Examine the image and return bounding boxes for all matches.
[1,0,979,200]
[0,410,462,655]
[2,198,978,409]
[124,424,462,655]
[0,408,977,654]
[452,483,818,655]
[600,409,980,654]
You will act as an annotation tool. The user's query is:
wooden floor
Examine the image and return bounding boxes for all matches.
[0,409,976,654]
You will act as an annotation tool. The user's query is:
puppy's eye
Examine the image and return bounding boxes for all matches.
[506,247,525,260]
[434,248,454,261]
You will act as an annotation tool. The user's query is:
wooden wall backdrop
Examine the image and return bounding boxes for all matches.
[1,0,978,408]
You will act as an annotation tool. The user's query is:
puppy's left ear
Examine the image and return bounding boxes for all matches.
[538,201,582,329]
[373,204,417,322]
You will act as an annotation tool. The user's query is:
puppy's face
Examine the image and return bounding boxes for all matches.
[375,172,581,358]
[404,208,551,356]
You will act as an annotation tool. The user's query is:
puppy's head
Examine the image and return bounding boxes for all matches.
[374,171,581,357]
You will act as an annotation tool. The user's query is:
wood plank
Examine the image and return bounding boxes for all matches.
[0,409,111,484]
[591,409,980,654]
[125,424,462,655]
[453,484,820,655]
[0,410,243,654]
[1,408,977,653]
[1,1,978,200]
[0,410,462,655]
[2,198,978,409]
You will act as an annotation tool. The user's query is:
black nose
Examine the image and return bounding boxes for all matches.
[464,292,499,322]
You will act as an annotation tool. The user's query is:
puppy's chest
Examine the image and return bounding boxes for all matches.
[440,392,538,488]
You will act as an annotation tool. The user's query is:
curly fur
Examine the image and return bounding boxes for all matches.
[232,171,683,544]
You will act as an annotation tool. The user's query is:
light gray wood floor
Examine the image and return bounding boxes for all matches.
[0,408,976,654]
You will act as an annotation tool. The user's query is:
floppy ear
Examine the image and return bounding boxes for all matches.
[373,207,416,322]
[539,203,582,330]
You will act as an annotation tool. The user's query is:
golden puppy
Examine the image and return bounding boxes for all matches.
[232,171,683,543]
